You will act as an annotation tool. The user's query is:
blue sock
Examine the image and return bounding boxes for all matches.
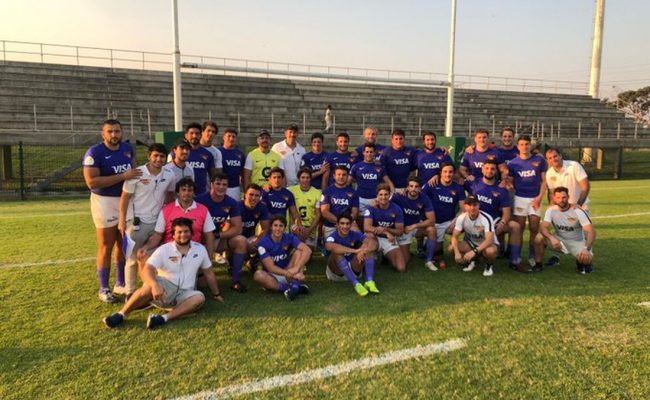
[337,258,359,286]
[417,239,425,252]
[232,253,246,283]
[426,239,436,262]
[277,281,289,293]
[509,244,521,265]
[115,260,125,287]
[364,257,375,281]
[528,243,536,260]
[290,281,300,291]
[97,267,110,291]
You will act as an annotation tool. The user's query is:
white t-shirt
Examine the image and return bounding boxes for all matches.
[146,241,212,290]
[454,211,498,246]
[545,160,590,209]
[203,145,223,169]
[123,165,175,224]
[272,140,306,186]
[543,204,592,242]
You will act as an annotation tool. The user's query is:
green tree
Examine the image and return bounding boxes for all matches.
[610,86,650,125]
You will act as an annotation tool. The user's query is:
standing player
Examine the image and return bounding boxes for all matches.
[497,128,519,164]
[320,165,360,239]
[450,196,499,277]
[273,123,306,186]
[460,129,508,183]
[322,132,357,187]
[508,135,548,270]
[325,214,380,296]
[174,122,217,195]
[199,120,223,173]
[289,168,322,250]
[353,126,385,162]
[391,177,437,269]
[534,187,596,274]
[300,132,329,190]
[415,131,453,185]
[262,168,302,233]
[255,216,312,301]
[364,183,406,272]
[118,143,175,299]
[218,128,245,199]
[243,129,282,189]
[165,139,195,188]
[349,143,394,219]
[196,172,249,293]
[83,119,141,303]
[422,163,466,269]
[380,129,415,191]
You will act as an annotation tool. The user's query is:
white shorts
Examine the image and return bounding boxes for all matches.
[323,225,337,240]
[551,239,593,258]
[397,230,415,246]
[90,193,119,228]
[271,273,288,286]
[304,237,317,248]
[513,196,542,217]
[226,187,241,201]
[435,220,454,243]
[377,237,399,254]
[359,197,374,215]
[325,263,361,282]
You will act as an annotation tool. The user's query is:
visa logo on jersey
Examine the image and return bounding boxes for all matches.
[377,221,393,227]
[188,161,206,169]
[477,194,493,205]
[394,158,409,165]
[361,173,378,180]
[270,201,287,209]
[112,164,131,174]
[472,161,485,169]
[438,195,454,203]
[272,254,288,262]
[518,170,536,178]
[404,208,420,215]
[225,160,241,167]
[331,198,350,206]
[423,162,440,169]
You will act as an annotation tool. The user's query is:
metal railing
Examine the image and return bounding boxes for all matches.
[1,39,589,95]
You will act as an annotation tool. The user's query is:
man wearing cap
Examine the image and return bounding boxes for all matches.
[243,129,282,189]
[165,138,195,188]
[273,123,306,186]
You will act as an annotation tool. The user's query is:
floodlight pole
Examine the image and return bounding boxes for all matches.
[444,0,457,137]
[172,0,183,131]
[589,0,605,98]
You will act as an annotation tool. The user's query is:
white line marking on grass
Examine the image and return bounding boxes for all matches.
[637,302,650,308]
[0,257,94,269]
[0,211,88,220]
[173,338,467,400]
[591,211,650,220]
[593,185,650,191]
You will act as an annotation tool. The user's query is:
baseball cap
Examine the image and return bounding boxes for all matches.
[174,138,191,149]
[286,123,299,132]
[258,129,271,138]
[465,195,479,206]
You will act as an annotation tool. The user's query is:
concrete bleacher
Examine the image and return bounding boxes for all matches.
[0,60,643,148]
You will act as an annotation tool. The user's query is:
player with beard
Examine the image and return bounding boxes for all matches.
[170,122,217,195]
[165,139,195,188]
[497,127,519,164]
[262,168,303,234]
[243,129,282,188]
[364,184,406,272]
[415,131,453,185]
[322,132,357,187]
[460,129,508,183]
[450,196,498,277]
[320,165,360,239]
[349,143,394,224]
[380,129,415,191]
[353,126,385,162]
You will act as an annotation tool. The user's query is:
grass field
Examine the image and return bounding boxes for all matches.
[1,180,649,399]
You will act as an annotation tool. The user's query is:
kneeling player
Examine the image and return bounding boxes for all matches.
[449,196,498,277]
[239,184,270,263]
[102,218,222,330]
[533,187,595,274]
[254,216,312,301]
[325,214,380,296]
[364,183,406,272]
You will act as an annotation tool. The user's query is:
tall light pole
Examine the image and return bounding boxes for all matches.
[444,0,457,137]
[589,0,605,98]
[172,0,183,131]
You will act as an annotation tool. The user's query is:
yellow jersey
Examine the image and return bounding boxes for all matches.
[288,185,321,237]
[245,148,282,186]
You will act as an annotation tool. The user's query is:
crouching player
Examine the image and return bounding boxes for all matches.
[102,218,222,330]
[533,187,596,274]
[325,214,380,297]
[449,195,498,277]
[255,216,312,301]
[364,183,406,272]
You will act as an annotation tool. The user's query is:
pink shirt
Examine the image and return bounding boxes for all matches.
[155,200,216,244]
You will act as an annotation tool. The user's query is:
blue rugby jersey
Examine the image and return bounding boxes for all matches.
[364,202,404,229]
[195,192,241,229]
[321,185,359,227]
[460,147,503,179]
[300,151,328,189]
[324,151,357,186]
[325,230,366,261]
[83,141,136,197]
[218,147,245,188]
[239,200,269,238]
[380,146,416,188]
[262,188,296,217]
[508,154,548,198]
[349,161,386,199]
[465,180,510,220]
[257,233,302,269]
[391,192,434,226]
[415,148,453,184]
[422,181,466,223]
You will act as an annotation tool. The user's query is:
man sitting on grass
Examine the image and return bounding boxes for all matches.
[103,218,222,330]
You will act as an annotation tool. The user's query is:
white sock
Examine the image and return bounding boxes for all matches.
[162,314,168,322]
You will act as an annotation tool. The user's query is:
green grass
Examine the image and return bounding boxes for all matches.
[1,180,649,399]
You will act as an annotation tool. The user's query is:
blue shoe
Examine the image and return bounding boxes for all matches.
[298,284,310,295]
[584,264,593,274]
[284,287,299,301]
[545,255,561,267]
[146,314,166,329]
[103,312,124,328]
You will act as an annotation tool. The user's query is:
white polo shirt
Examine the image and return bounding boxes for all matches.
[146,241,212,290]
[272,140,306,186]
[454,211,498,246]
[164,161,195,189]
[123,164,175,224]
[545,160,590,209]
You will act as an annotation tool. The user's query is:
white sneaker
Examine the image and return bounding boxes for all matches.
[214,253,228,265]
[425,261,438,271]
[98,289,117,303]
[462,261,476,272]
[113,285,128,295]
[483,264,494,277]
[528,257,536,268]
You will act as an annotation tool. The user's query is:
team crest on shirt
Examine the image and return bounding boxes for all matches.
[567,217,577,223]
[254,213,260,219]
[492,191,500,198]
[201,154,209,160]
[550,176,557,182]
[283,195,289,201]
[169,256,179,262]
[487,155,496,160]
[346,192,353,197]
[141,179,151,185]
[282,245,289,251]
[390,213,396,218]
[436,154,444,159]
[223,207,231,213]
[124,152,132,158]
[375,167,382,173]
[416,203,423,209]
[450,190,457,196]
[475,224,484,230]
[532,161,540,167]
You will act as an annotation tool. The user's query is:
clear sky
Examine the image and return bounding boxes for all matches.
[1,0,648,99]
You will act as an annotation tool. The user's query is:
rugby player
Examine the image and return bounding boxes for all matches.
[288,168,322,250]
[196,172,248,293]
[118,143,175,299]
[273,123,306,186]
[165,138,195,188]
[320,165,360,239]
[173,122,217,195]
[83,119,141,303]
[364,183,406,272]
[450,196,498,277]
[103,218,222,330]
[391,177,437,269]
[322,132,357,187]
[353,126,385,162]
[415,131,453,185]
[508,135,548,270]
[243,129,282,188]
[300,132,328,189]
[380,129,415,191]
[262,168,302,233]
[255,216,312,301]
[459,128,508,183]
[199,120,223,173]
[217,128,245,199]
[421,163,466,269]
[239,184,270,253]
[497,127,519,164]
[534,187,596,274]
[325,214,380,296]
[349,143,394,221]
